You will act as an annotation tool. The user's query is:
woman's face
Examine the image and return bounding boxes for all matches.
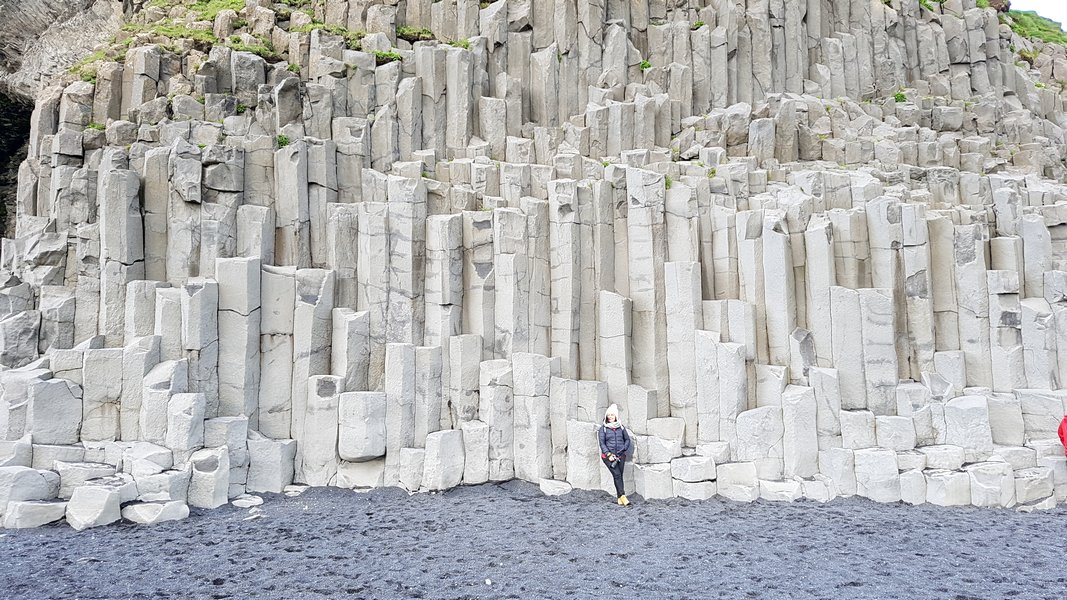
[607,415,616,423]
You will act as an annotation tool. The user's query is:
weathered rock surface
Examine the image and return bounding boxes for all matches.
[5,0,1067,530]
[0,0,125,100]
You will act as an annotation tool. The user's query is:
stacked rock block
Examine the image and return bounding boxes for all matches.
[4,0,1067,529]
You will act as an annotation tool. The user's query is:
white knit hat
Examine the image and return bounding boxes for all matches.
[604,403,620,424]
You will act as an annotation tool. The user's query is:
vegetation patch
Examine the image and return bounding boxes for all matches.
[121,21,219,54]
[68,38,133,83]
[1018,47,1040,66]
[918,0,946,12]
[191,0,245,21]
[374,50,403,65]
[1005,10,1067,45]
[397,26,435,43]
[226,34,282,61]
[292,22,366,51]
[69,51,105,83]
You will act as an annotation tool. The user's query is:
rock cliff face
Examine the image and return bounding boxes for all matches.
[3,0,1067,530]
[0,0,126,100]
[0,0,126,237]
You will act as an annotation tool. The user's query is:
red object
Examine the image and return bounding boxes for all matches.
[1059,416,1067,458]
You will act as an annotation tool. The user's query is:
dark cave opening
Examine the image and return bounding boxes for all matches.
[0,92,32,238]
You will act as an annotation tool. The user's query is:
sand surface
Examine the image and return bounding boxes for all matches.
[2,481,1064,599]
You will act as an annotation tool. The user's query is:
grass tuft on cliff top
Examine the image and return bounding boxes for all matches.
[191,0,245,21]
[125,22,218,46]
[374,50,403,65]
[291,22,366,51]
[396,26,435,43]
[68,43,130,83]
[1006,10,1067,46]
[226,35,282,61]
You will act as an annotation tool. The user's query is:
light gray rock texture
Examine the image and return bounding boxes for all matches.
[5,0,1067,528]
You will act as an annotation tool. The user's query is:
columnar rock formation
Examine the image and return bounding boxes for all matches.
[3,0,1067,529]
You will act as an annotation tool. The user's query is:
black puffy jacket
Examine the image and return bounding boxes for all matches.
[598,425,631,457]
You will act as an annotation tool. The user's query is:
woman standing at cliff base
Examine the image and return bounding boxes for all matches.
[599,404,632,506]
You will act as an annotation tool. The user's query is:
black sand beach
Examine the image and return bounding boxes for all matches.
[2,482,1064,599]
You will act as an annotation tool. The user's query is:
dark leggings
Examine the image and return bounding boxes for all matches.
[603,457,625,497]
